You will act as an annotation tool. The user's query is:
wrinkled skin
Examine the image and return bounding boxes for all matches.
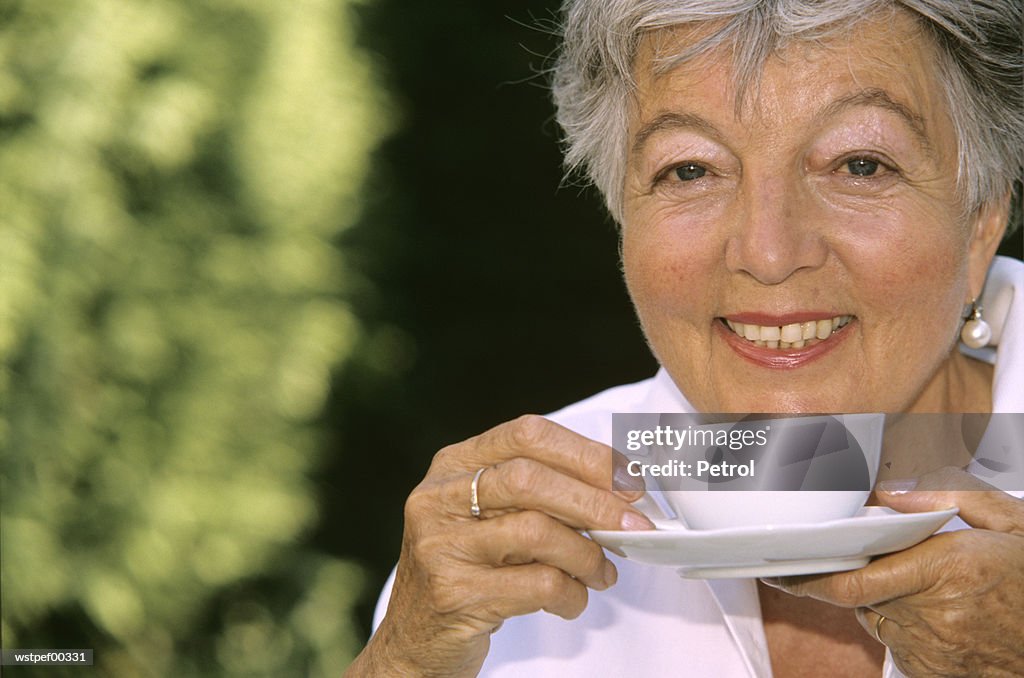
[621,13,1007,415]
[764,468,1024,677]
[345,415,652,677]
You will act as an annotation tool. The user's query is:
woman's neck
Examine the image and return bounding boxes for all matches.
[873,352,994,483]
[906,350,994,414]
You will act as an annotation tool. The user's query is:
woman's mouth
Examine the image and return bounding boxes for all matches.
[722,315,854,349]
[715,314,856,369]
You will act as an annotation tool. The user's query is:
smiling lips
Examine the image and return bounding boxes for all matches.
[724,315,854,349]
[717,314,855,369]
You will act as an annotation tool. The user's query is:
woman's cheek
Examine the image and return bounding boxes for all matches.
[832,203,966,296]
[623,219,719,325]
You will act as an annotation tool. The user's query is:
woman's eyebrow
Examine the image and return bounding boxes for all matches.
[816,88,935,157]
[631,88,935,160]
[631,111,723,157]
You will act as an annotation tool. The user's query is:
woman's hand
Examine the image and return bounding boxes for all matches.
[347,415,653,678]
[762,468,1024,677]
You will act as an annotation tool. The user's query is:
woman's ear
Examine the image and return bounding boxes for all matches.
[966,192,1011,298]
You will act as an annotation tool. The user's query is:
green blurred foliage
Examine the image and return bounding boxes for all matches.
[0,0,388,674]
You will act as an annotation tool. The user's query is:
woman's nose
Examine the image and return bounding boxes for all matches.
[724,177,828,285]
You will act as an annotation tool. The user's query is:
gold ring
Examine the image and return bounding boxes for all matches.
[873,613,888,645]
[470,467,487,518]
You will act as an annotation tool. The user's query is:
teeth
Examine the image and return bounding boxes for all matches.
[780,323,802,343]
[725,315,852,348]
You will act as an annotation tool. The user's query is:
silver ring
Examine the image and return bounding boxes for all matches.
[470,467,487,518]
[873,614,888,644]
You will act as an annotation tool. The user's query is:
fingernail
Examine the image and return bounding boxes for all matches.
[613,462,646,493]
[877,479,918,495]
[603,560,618,587]
[760,577,783,589]
[621,511,655,531]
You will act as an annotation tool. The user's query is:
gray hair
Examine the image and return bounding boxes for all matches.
[552,0,1023,234]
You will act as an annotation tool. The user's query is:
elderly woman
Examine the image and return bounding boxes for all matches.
[347,1,1023,676]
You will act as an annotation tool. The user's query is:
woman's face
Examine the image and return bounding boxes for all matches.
[622,12,1002,414]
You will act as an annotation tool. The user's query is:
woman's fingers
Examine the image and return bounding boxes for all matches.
[481,564,591,621]
[459,458,654,531]
[766,527,1024,677]
[403,516,603,625]
[855,606,898,646]
[877,467,1024,535]
[379,416,648,676]
[466,510,617,590]
[761,535,945,607]
[771,471,1024,607]
[431,415,644,498]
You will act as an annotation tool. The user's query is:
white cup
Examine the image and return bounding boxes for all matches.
[657,413,885,530]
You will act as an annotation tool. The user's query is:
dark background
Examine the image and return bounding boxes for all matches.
[323,0,1022,641]
[322,0,658,639]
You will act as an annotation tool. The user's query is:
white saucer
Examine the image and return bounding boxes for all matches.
[589,506,958,579]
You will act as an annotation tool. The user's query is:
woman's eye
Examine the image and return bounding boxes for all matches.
[674,163,707,181]
[845,158,880,176]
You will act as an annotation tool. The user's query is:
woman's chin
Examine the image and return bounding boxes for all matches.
[705,387,864,414]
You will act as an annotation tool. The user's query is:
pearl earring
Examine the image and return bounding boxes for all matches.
[960,300,992,349]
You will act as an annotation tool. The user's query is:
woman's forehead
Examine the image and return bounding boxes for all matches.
[628,12,952,154]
